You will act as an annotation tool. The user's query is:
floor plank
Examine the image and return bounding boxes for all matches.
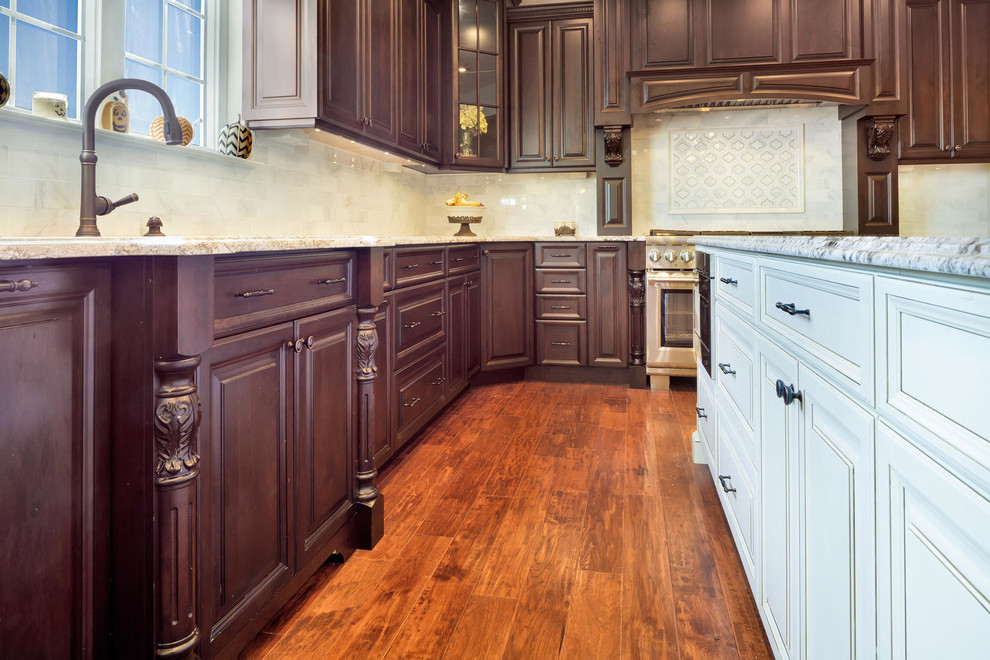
[442,595,518,660]
[559,570,622,660]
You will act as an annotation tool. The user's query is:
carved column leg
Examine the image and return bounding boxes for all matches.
[153,356,201,659]
[355,306,384,549]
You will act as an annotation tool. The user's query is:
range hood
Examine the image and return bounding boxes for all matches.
[661,99,827,112]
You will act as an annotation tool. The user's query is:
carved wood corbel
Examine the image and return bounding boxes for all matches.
[603,126,623,166]
[865,116,896,161]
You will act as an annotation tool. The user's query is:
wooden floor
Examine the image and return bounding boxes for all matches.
[240,379,773,660]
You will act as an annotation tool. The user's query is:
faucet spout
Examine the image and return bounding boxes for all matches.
[77,78,182,237]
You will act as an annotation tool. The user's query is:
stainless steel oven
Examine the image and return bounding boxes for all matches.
[645,233,698,386]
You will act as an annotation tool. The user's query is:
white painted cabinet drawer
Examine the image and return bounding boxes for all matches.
[714,252,757,318]
[877,277,990,470]
[714,303,759,466]
[717,411,759,588]
[759,259,874,403]
[696,367,716,464]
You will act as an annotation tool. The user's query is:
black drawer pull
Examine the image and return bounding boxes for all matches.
[551,253,571,257]
[431,377,446,386]
[775,302,810,317]
[1,279,39,293]
[720,277,738,285]
[401,263,421,269]
[775,379,803,406]
[430,260,444,265]
[696,407,707,419]
[550,280,570,284]
[403,397,421,408]
[403,321,422,329]
[718,363,735,376]
[550,305,571,310]
[236,288,275,298]
[551,342,572,347]
[318,277,346,285]
[718,475,737,494]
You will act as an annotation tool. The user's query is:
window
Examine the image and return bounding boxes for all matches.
[0,0,83,118]
[124,0,206,146]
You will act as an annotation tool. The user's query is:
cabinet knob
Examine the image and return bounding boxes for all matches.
[955,145,963,151]
[455,152,463,159]
[945,145,952,151]
[483,249,491,255]
[775,379,803,406]
[718,475,737,494]
[306,335,315,349]
[291,339,305,353]
[553,156,559,162]
[1,279,39,293]
[545,156,551,162]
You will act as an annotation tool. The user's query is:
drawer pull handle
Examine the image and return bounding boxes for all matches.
[696,407,707,419]
[550,305,571,310]
[401,264,421,269]
[551,253,571,257]
[452,258,465,262]
[551,342,572,347]
[431,311,445,317]
[431,377,446,386]
[318,277,347,285]
[403,321,422,329]
[718,363,735,376]
[404,397,422,408]
[1,279,39,293]
[236,288,275,298]
[550,280,570,284]
[720,277,738,285]
[775,379,803,406]
[775,301,810,317]
[430,260,444,265]
[718,475,737,494]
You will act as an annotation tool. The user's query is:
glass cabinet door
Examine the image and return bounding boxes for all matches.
[454,0,502,167]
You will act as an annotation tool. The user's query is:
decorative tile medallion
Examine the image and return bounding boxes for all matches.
[669,125,805,214]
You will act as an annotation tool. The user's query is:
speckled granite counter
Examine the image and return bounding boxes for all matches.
[0,234,644,261]
[693,235,990,279]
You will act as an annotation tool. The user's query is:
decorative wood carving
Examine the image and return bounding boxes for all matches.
[865,116,896,161]
[153,356,201,660]
[603,126,623,166]
[355,306,384,548]
[628,270,646,366]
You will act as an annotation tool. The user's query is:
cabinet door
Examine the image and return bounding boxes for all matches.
[396,0,423,154]
[294,307,356,569]
[365,0,398,143]
[799,366,876,660]
[201,324,294,655]
[705,0,781,65]
[452,0,504,169]
[481,244,534,370]
[552,18,595,168]
[320,0,365,131]
[587,243,628,367]
[422,0,444,162]
[758,337,801,660]
[447,275,469,395]
[509,21,551,170]
[900,0,952,160]
[951,0,990,158]
[788,0,861,62]
[466,270,483,377]
[632,0,696,69]
[372,302,393,467]
[877,423,990,660]
[0,265,109,659]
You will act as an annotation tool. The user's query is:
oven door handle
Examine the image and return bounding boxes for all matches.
[646,273,699,285]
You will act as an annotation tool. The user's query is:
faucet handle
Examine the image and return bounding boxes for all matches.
[96,193,139,216]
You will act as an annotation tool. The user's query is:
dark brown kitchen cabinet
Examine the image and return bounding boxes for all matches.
[465,269,483,377]
[587,243,628,368]
[447,271,482,395]
[398,0,446,162]
[900,0,990,162]
[319,0,397,143]
[482,244,534,370]
[508,8,595,171]
[0,263,110,660]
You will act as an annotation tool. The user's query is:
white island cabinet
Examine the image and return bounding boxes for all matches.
[693,237,990,660]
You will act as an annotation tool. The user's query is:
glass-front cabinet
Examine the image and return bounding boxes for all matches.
[452,0,503,168]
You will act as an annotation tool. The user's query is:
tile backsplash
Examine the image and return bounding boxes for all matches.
[899,164,990,237]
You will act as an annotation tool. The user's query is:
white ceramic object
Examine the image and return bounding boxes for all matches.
[32,92,68,119]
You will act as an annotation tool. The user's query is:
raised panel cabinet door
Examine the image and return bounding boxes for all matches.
[705,0,781,65]
[876,422,990,660]
[294,307,357,569]
[788,0,860,62]
[372,302,393,467]
[396,0,424,154]
[951,0,990,158]
[587,243,628,367]
[365,0,399,142]
[0,265,109,660]
[481,244,534,370]
[466,271,483,377]
[509,21,552,169]
[423,0,445,162]
[799,365,876,659]
[320,0,365,131]
[632,0,696,69]
[900,0,952,160]
[552,18,596,168]
[243,0,318,125]
[200,325,294,655]
[447,275,469,395]
[757,337,801,660]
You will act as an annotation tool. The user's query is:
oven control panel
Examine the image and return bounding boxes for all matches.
[647,242,696,270]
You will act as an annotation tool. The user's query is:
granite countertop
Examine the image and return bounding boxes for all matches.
[0,234,644,261]
[693,235,990,280]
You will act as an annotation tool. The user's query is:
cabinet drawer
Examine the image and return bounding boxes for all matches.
[716,412,759,585]
[535,243,586,268]
[536,320,587,366]
[393,280,446,370]
[759,259,874,402]
[214,252,355,337]
[696,368,716,463]
[395,346,447,442]
[714,303,759,451]
[536,294,587,320]
[535,268,586,294]
[395,247,446,288]
[447,245,481,275]
[714,252,756,318]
